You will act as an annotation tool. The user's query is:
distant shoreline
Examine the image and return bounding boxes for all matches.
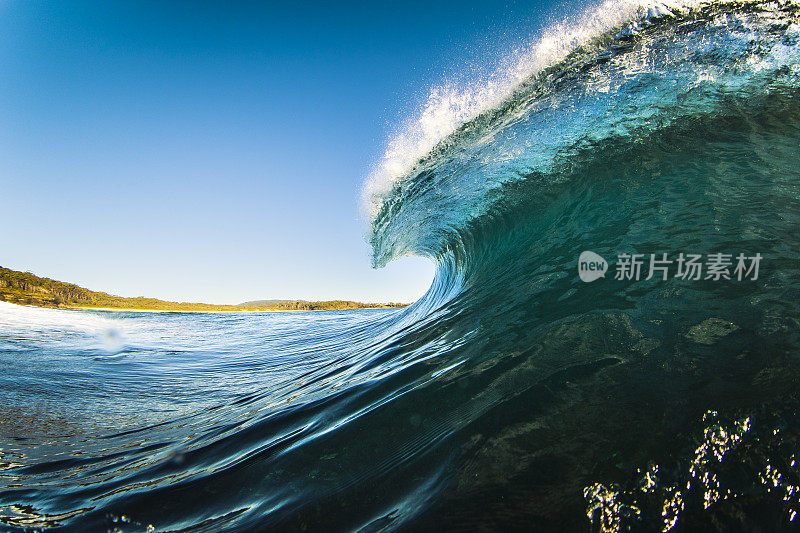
[57,305,405,314]
[0,266,409,313]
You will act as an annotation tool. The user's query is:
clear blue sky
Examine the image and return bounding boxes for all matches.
[1,0,565,304]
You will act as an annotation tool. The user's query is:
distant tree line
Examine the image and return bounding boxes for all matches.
[0,266,408,312]
[266,300,407,311]
[0,267,97,307]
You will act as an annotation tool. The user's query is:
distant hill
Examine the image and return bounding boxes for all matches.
[0,266,408,312]
[239,299,301,306]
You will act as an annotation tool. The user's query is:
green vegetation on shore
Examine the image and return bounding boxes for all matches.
[0,266,408,312]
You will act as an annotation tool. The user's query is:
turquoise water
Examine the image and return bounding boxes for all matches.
[3,0,800,531]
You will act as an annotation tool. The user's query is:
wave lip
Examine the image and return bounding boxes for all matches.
[363,0,691,221]
[365,0,800,268]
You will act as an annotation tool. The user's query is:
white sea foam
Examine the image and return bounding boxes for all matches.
[0,301,127,353]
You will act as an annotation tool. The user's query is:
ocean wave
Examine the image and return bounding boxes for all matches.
[367,0,800,269]
[3,1,800,530]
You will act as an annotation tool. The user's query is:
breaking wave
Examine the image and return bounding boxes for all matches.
[2,1,800,531]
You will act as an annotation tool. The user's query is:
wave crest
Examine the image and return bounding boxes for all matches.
[365,0,800,268]
[363,0,693,220]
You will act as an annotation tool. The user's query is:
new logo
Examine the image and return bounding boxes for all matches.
[578,251,608,282]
